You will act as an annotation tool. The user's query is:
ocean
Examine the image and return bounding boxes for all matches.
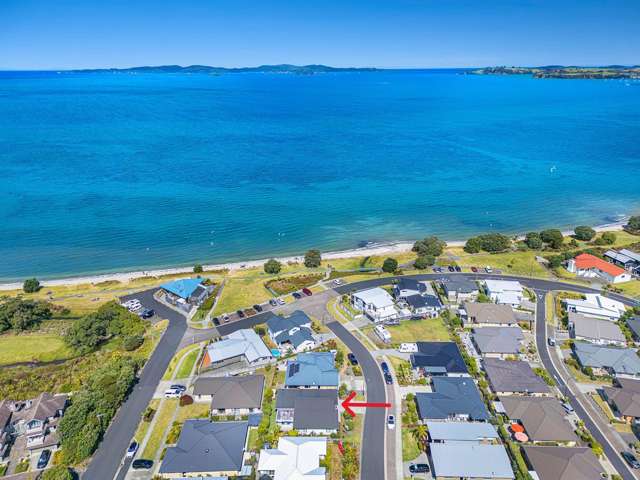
[1,69,639,281]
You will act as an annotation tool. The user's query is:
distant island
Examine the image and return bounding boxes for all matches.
[70,64,378,75]
[471,65,640,79]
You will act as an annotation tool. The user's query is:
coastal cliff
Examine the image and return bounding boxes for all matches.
[471,65,640,79]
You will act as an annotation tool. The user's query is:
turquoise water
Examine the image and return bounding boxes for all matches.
[1,70,639,281]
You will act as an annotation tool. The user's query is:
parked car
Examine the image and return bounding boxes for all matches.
[432,267,439,272]
[269,299,277,307]
[170,384,186,392]
[454,266,462,272]
[384,373,393,385]
[126,440,138,458]
[277,298,286,305]
[236,310,245,318]
[380,362,390,374]
[409,463,430,474]
[548,337,556,346]
[471,266,478,273]
[562,402,574,413]
[132,459,153,470]
[37,449,51,469]
[164,388,182,398]
[622,451,640,469]
[212,317,220,326]
[347,353,358,365]
[333,279,344,286]
[485,266,493,273]
[387,415,395,429]
[222,314,230,323]
[302,287,313,296]
[139,308,154,319]
[399,343,418,353]
[253,304,263,312]
[292,292,302,299]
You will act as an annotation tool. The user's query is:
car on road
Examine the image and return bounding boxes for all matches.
[333,279,344,286]
[380,362,390,374]
[236,310,245,318]
[132,459,153,470]
[269,298,277,307]
[292,292,302,299]
[277,297,286,305]
[302,287,313,296]
[126,440,138,458]
[409,463,430,474]
[347,353,358,365]
[471,266,478,272]
[485,266,493,273]
[562,401,574,413]
[253,304,263,312]
[164,388,182,398]
[622,451,640,469]
[138,308,154,319]
[548,337,556,346]
[212,317,220,326]
[37,449,51,469]
[384,373,393,385]
[170,384,186,392]
[387,415,395,429]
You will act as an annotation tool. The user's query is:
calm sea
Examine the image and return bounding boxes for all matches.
[1,69,639,280]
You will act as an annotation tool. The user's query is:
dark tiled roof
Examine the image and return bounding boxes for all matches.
[410,342,468,374]
[483,358,550,394]
[405,294,442,309]
[415,377,489,421]
[276,389,338,430]
[192,375,265,409]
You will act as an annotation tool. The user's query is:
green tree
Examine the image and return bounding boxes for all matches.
[382,258,398,273]
[524,232,543,249]
[412,424,428,449]
[263,259,282,274]
[41,465,74,480]
[0,297,52,333]
[540,229,564,249]
[574,225,596,241]
[412,236,446,257]
[464,237,483,253]
[595,231,616,245]
[303,249,322,268]
[414,255,435,269]
[22,277,41,293]
[193,264,203,273]
[123,334,144,351]
[626,216,640,233]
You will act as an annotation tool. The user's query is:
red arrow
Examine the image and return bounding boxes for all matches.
[341,391,392,417]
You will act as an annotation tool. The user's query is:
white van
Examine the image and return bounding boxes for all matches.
[374,325,392,344]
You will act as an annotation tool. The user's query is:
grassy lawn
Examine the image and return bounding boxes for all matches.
[142,399,178,459]
[162,344,201,380]
[384,317,451,344]
[134,399,160,442]
[175,346,202,379]
[446,248,550,278]
[565,361,613,386]
[616,280,640,299]
[402,427,422,462]
[590,392,616,421]
[175,402,210,422]
[545,292,556,327]
[0,332,74,366]
[265,273,324,295]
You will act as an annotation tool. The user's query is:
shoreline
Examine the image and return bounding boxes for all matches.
[0,221,628,291]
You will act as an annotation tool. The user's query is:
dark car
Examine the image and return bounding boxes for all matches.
[302,287,313,296]
[447,265,455,272]
[432,267,439,272]
[292,292,302,299]
[236,310,245,318]
[269,299,277,307]
[132,459,153,470]
[37,449,51,469]
[253,304,263,312]
[409,463,430,474]
[622,451,640,469]
[380,362,390,374]
[454,265,462,272]
[139,308,154,319]
[384,373,393,385]
[212,317,220,326]
[471,266,478,273]
[170,384,186,392]
[347,353,358,365]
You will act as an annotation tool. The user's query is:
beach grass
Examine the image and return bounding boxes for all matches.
[0,332,74,366]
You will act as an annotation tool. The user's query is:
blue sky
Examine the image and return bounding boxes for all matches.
[1,0,638,69]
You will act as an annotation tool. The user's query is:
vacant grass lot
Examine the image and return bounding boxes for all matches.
[383,317,451,344]
[0,332,74,366]
[446,248,550,278]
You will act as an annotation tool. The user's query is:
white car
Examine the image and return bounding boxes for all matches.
[276,298,286,305]
[387,415,395,430]
[399,343,418,353]
[126,440,138,458]
[164,388,182,398]
[333,279,344,286]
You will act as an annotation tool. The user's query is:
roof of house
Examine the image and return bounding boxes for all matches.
[396,277,427,293]
[275,328,315,349]
[257,436,327,480]
[0,401,12,429]
[573,253,626,277]
[620,249,640,263]
[483,358,550,394]
[206,329,272,364]
[415,377,489,421]
[192,375,265,410]
[404,294,442,309]
[11,393,67,424]
[564,294,626,318]
[570,312,626,343]
[426,421,499,442]
[500,396,578,442]
[441,277,479,295]
[430,443,514,479]
[275,389,338,430]
[463,302,518,325]
[267,310,311,334]
[484,279,523,293]
[472,327,523,355]
[160,278,204,299]
[573,342,640,376]
[410,342,468,374]
[351,287,395,308]
[160,420,248,474]
[603,378,640,418]
[284,352,339,387]
[627,317,640,339]
[522,446,604,480]
[605,249,640,265]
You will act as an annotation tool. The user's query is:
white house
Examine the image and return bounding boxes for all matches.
[351,287,398,323]
[258,436,327,480]
[483,280,524,307]
[567,253,632,284]
[564,294,626,321]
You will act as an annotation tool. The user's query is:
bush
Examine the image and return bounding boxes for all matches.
[465,233,511,253]
[540,229,564,249]
[23,277,41,293]
[412,236,446,257]
[574,226,596,241]
[193,264,203,273]
[0,297,52,333]
[304,249,322,268]
[264,259,282,274]
[123,334,144,351]
[179,394,193,406]
[595,231,616,245]
[524,232,543,249]
[626,216,640,233]
[414,255,435,269]
[382,258,398,273]
[41,465,74,480]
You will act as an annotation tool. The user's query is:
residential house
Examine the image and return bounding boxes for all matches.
[284,352,339,389]
[410,342,469,377]
[521,446,604,480]
[0,401,11,459]
[441,278,480,303]
[605,249,640,275]
[393,277,429,300]
[483,358,550,395]
[430,443,514,480]
[159,420,249,478]
[462,303,518,328]
[426,421,499,443]
[192,375,264,416]
[266,311,316,353]
[9,393,68,452]
[275,389,338,435]
[602,378,640,424]
[257,436,327,480]
[564,294,626,321]
[626,316,640,342]
[567,253,632,283]
[201,329,273,371]
[351,287,399,323]
[472,327,523,358]
[500,396,578,444]
[572,342,640,378]
[415,377,489,422]
[569,312,626,346]
[160,277,212,310]
[404,294,443,318]
[483,280,524,307]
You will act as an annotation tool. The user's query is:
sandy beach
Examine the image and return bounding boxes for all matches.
[0,221,627,291]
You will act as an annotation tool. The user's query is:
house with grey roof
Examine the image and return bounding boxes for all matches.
[569,312,626,346]
[393,277,429,300]
[602,378,640,423]
[266,311,316,353]
[404,294,443,318]
[426,421,498,443]
[483,358,550,395]
[284,352,339,389]
[625,316,640,343]
[604,248,640,274]
[441,278,480,303]
[193,375,264,416]
[275,389,338,435]
[572,342,640,378]
[415,377,489,422]
[430,443,514,479]
[410,341,469,377]
[472,327,523,358]
[500,396,578,444]
[522,446,604,480]
[7,392,68,453]
[160,420,249,478]
[462,302,518,327]
[202,329,273,371]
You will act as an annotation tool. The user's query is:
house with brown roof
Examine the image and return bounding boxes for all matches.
[500,396,577,445]
[522,446,604,480]
[462,303,518,328]
[6,393,68,453]
[602,377,640,424]
[193,375,265,416]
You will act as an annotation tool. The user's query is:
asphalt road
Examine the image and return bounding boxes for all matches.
[83,289,188,480]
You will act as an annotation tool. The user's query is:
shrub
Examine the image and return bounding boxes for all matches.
[412,236,446,257]
[414,255,435,269]
[123,334,144,351]
[41,465,74,480]
[626,216,640,233]
[465,233,511,253]
[303,249,322,268]
[382,258,398,273]
[574,225,596,241]
[0,297,52,333]
[193,264,203,273]
[179,395,193,406]
[540,229,564,249]
[264,259,282,274]
[595,231,616,245]
[524,232,543,249]
[23,277,41,293]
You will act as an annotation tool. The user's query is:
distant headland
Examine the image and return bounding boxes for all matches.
[470,65,640,79]
[69,64,379,75]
